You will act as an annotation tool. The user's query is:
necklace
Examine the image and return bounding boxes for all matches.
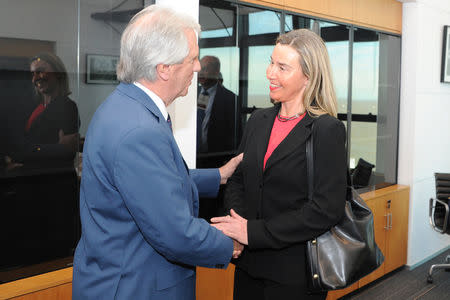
[277,111,304,122]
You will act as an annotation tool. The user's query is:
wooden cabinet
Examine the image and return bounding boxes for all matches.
[327,185,409,299]
[196,265,235,300]
[358,194,388,287]
[360,185,409,279]
[384,187,409,273]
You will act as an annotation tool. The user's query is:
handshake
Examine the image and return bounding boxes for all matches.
[211,209,248,259]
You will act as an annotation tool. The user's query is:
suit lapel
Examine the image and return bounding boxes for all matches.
[264,112,314,173]
[255,106,278,177]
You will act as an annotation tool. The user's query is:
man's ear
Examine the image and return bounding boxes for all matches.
[156,63,171,81]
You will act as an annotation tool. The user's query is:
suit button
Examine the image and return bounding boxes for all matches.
[215,264,224,268]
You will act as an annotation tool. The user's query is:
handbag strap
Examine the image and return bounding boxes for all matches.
[306,123,352,203]
[306,125,314,202]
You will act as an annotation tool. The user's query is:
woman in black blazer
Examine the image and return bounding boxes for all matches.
[211,29,347,300]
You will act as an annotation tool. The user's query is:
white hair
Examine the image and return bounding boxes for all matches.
[116,5,201,83]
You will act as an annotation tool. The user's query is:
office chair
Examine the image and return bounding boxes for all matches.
[351,158,375,188]
[427,172,450,283]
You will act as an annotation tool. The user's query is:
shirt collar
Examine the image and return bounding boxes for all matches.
[133,82,168,121]
[201,83,218,95]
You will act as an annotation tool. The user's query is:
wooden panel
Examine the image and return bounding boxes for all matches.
[360,184,409,202]
[0,268,72,300]
[353,0,401,33]
[323,0,354,21]
[384,187,409,273]
[240,0,285,10]
[353,0,382,26]
[285,0,327,15]
[243,0,401,34]
[196,264,235,300]
[358,195,387,287]
[11,283,71,300]
[326,281,359,300]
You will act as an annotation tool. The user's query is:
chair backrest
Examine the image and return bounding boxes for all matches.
[436,173,450,201]
[434,173,450,234]
[352,158,375,188]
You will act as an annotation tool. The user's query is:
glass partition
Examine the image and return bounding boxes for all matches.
[0,0,144,283]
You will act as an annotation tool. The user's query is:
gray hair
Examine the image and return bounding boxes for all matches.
[117,5,201,83]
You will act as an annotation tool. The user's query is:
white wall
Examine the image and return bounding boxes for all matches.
[78,0,142,136]
[398,0,450,266]
[156,0,199,168]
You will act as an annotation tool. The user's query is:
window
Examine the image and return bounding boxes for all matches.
[198,1,401,192]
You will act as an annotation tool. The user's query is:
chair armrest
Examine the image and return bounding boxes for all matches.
[429,198,449,233]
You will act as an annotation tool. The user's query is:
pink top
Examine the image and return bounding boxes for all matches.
[263,112,306,170]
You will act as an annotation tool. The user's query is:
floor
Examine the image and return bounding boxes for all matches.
[343,251,450,300]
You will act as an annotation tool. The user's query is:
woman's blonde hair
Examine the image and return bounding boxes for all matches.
[276,29,337,117]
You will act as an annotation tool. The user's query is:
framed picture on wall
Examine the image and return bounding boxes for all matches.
[441,25,450,83]
[86,54,119,84]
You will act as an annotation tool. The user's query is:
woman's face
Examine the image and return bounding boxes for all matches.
[30,59,58,96]
[266,43,308,105]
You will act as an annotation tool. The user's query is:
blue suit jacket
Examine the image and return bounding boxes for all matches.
[73,83,233,300]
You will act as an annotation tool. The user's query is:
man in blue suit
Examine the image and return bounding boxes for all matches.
[72,5,243,300]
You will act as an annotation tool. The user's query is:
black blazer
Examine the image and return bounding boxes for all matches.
[224,104,347,285]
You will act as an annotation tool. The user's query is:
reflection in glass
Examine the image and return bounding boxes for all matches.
[285,14,313,32]
[248,10,281,35]
[1,52,79,282]
[319,23,349,114]
[197,55,238,153]
[350,29,379,171]
[349,29,400,187]
[198,0,240,219]
[248,46,274,109]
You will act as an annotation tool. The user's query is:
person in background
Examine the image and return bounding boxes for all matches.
[197,55,238,153]
[27,52,79,154]
[1,52,80,268]
[72,5,243,300]
[3,52,80,171]
[211,29,347,300]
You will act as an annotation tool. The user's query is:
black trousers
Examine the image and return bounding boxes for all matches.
[233,267,327,300]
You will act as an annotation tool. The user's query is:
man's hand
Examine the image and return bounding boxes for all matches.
[233,240,244,259]
[211,209,248,245]
[218,153,243,184]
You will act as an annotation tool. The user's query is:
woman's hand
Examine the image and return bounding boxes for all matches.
[211,209,248,245]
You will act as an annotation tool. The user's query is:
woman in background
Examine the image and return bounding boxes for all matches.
[27,52,79,153]
[211,29,347,300]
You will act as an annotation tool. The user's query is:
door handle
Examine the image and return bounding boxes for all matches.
[389,212,393,229]
[384,214,390,230]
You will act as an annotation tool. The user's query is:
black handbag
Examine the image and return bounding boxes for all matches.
[305,127,384,292]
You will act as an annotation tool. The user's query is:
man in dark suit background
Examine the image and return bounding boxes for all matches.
[197,55,238,153]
